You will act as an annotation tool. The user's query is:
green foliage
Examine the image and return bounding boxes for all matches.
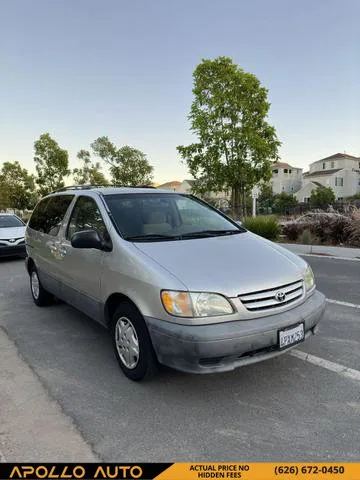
[258,182,275,211]
[0,161,38,210]
[299,229,317,245]
[309,186,335,207]
[34,133,70,196]
[345,192,360,201]
[272,192,298,213]
[177,56,280,217]
[73,149,109,185]
[91,137,153,186]
[242,215,280,240]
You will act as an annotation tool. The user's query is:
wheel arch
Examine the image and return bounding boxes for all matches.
[104,293,143,328]
[26,257,36,275]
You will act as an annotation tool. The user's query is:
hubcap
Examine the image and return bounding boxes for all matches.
[115,317,139,369]
[31,271,40,299]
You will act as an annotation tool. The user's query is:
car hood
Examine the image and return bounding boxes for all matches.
[0,226,26,240]
[134,232,307,297]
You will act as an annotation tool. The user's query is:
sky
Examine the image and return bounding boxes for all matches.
[0,0,359,184]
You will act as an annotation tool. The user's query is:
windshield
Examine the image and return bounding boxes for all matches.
[104,193,244,241]
[0,215,25,228]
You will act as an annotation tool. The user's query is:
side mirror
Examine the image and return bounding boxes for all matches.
[235,220,243,226]
[71,229,103,250]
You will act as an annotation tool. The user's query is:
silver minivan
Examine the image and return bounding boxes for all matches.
[25,186,326,380]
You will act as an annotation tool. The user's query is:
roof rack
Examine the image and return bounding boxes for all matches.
[51,184,157,194]
[51,185,100,193]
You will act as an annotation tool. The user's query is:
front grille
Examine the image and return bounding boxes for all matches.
[238,280,304,312]
[0,237,23,245]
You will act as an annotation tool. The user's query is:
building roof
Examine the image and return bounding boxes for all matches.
[313,153,359,163]
[303,168,343,178]
[157,181,181,189]
[272,162,300,170]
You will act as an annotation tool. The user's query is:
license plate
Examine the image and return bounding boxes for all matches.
[278,322,305,349]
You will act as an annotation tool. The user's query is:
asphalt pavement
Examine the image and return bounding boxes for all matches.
[0,255,359,462]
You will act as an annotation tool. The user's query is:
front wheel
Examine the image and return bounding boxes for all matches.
[111,303,158,381]
[30,266,53,306]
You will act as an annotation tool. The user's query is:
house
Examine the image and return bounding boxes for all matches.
[157,181,182,191]
[157,179,196,193]
[294,181,324,203]
[176,179,195,194]
[270,162,303,195]
[296,153,360,202]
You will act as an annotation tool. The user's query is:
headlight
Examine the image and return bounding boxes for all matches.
[161,290,234,317]
[304,265,315,292]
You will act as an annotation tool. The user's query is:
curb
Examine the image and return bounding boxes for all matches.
[279,243,360,260]
[0,327,100,462]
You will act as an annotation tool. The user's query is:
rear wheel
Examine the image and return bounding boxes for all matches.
[111,303,158,381]
[30,266,53,306]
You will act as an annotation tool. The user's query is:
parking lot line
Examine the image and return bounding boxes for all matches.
[326,298,360,309]
[289,349,360,383]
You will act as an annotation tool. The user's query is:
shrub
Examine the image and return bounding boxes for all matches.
[346,213,360,247]
[309,214,352,245]
[243,215,281,241]
[282,222,301,241]
[272,192,298,214]
[327,215,352,244]
[299,229,312,245]
[309,186,336,207]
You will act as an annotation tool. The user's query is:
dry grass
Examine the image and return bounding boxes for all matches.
[282,207,360,247]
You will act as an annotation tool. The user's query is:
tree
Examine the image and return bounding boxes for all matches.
[258,182,275,212]
[91,136,153,186]
[272,192,298,214]
[34,133,70,196]
[177,56,280,217]
[73,149,109,185]
[310,186,336,207]
[0,161,38,210]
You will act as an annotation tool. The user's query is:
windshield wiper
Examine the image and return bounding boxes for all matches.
[125,229,243,242]
[125,233,180,242]
[180,229,242,238]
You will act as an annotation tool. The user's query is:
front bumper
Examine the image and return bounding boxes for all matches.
[0,243,26,257]
[145,290,326,374]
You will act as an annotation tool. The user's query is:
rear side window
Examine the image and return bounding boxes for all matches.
[66,196,108,240]
[28,198,50,232]
[28,195,74,236]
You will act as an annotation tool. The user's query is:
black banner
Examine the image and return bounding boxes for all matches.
[0,463,173,480]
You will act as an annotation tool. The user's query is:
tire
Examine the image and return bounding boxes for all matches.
[111,302,158,381]
[30,266,53,306]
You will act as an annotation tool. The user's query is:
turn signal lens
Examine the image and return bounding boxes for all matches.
[161,290,234,318]
[161,291,193,317]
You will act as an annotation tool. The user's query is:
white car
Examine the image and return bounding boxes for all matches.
[0,213,26,258]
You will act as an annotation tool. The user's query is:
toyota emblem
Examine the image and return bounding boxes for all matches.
[275,290,286,302]
[9,238,16,243]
